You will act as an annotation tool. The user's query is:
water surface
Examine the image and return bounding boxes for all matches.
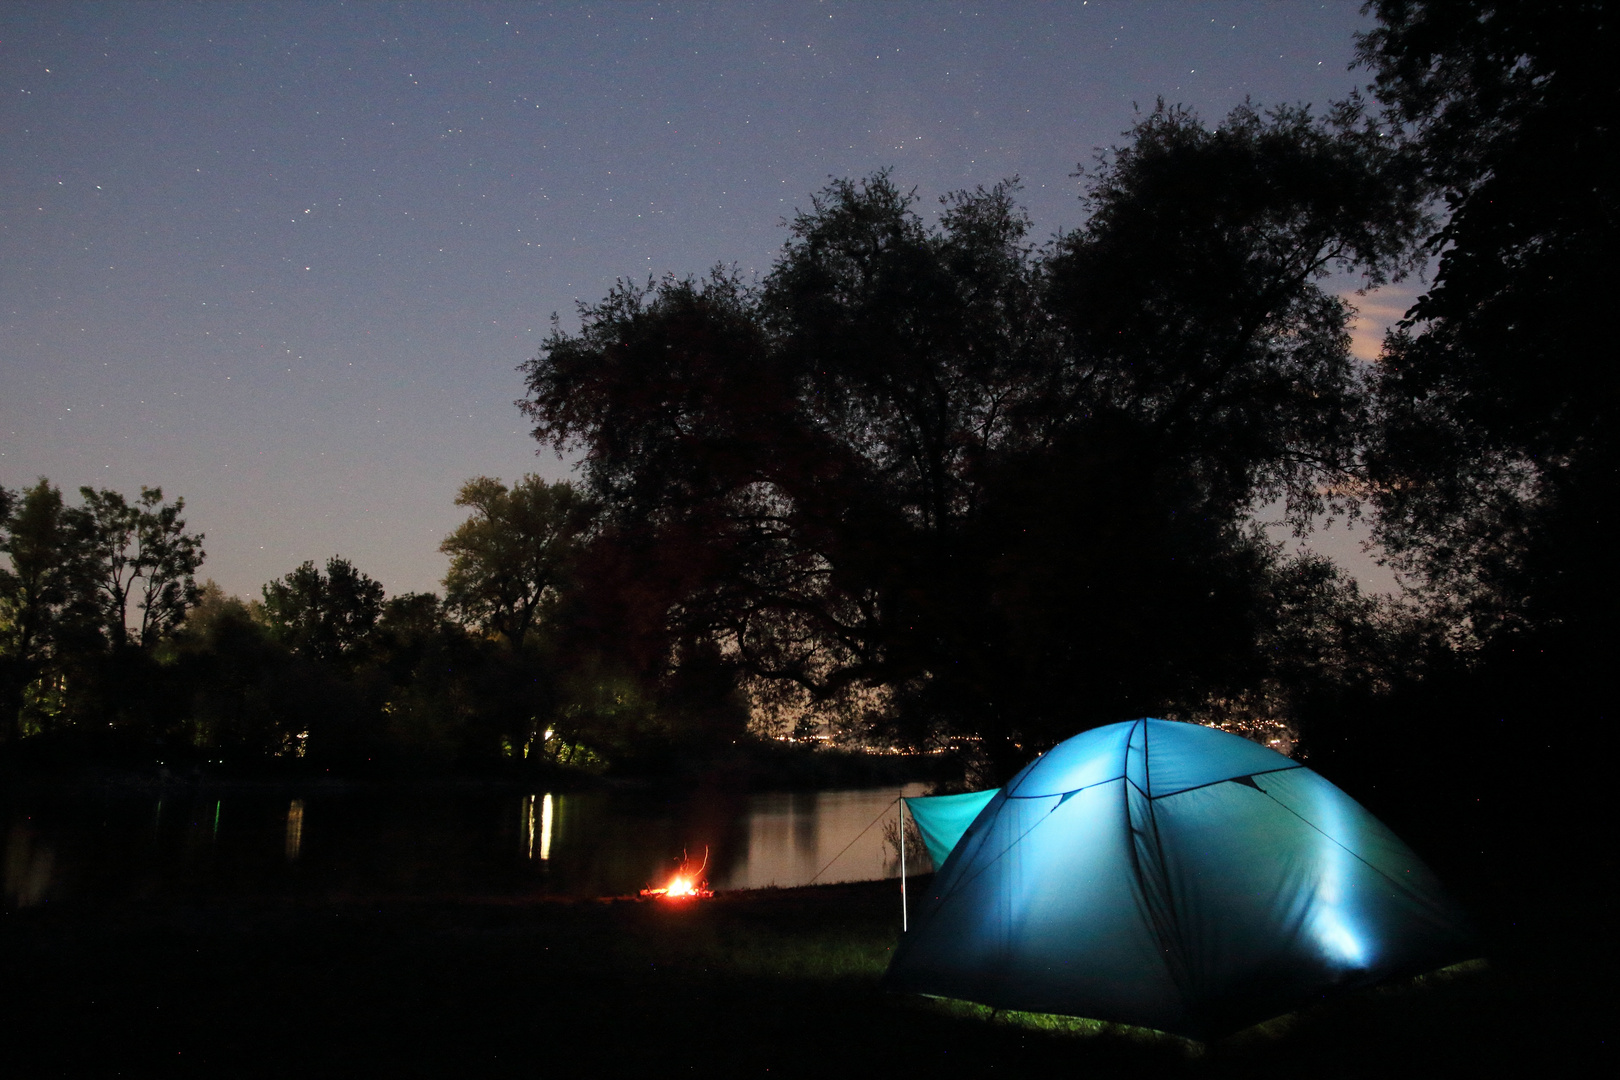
[2,783,933,905]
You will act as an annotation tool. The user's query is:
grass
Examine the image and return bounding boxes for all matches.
[0,867,1604,1078]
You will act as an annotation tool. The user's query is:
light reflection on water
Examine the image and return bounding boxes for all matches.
[719,786,932,890]
[0,782,932,904]
[4,823,54,907]
[521,793,555,862]
[285,799,305,862]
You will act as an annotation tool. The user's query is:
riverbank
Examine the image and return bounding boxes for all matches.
[0,869,1600,1077]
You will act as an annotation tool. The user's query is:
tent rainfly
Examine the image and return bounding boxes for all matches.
[887,719,1473,1038]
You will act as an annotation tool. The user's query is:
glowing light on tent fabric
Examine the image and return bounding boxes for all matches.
[1307,788,1367,968]
[885,719,1473,1038]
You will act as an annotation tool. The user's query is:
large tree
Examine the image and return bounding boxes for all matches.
[440,475,594,650]
[1359,1,1617,676]
[522,104,1423,776]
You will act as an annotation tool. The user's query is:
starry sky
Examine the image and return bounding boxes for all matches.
[1,1,1405,601]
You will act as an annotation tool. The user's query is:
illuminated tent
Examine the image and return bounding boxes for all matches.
[886,719,1472,1038]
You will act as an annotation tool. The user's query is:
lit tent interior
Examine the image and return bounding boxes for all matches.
[888,719,1473,1038]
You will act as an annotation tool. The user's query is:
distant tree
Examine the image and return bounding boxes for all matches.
[168,581,302,758]
[440,476,594,649]
[71,486,205,648]
[521,103,1423,776]
[1,480,77,667]
[375,592,454,655]
[0,479,86,739]
[260,557,385,664]
[1359,2,1617,672]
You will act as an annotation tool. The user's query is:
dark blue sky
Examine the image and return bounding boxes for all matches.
[2,2,1400,599]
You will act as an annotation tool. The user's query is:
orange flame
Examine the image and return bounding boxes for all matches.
[639,847,713,900]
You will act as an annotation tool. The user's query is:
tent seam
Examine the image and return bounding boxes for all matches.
[1005,773,1127,800]
[933,793,1066,908]
[1121,721,1185,1016]
[1254,786,1423,900]
[1147,764,1305,801]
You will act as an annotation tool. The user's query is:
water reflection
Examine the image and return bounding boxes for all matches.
[285,799,304,862]
[522,795,535,859]
[4,823,54,907]
[717,786,929,890]
[0,782,930,904]
[520,793,556,861]
[540,793,554,861]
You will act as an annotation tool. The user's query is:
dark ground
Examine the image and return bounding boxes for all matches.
[0,848,1609,1079]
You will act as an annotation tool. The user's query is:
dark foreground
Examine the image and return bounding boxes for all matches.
[0,867,1606,1079]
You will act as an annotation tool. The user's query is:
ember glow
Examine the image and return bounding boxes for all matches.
[664,876,700,898]
[640,848,713,901]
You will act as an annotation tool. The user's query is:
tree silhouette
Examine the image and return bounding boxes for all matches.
[260,557,385,665]
[72,486,205,648]
[1361,1,1617,694]
[440,475,594,650]
[0,480,83,740]
[522,104,1423,776]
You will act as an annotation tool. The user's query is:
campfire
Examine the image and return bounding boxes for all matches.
[639,847,714,900]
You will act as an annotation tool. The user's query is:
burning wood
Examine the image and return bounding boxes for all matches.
[639,847,713,900]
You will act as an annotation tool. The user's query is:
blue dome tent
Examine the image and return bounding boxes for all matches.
[886,719,1472,1038]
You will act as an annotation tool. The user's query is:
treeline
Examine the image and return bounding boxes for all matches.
[4,2,1611,801]
[517,0,1613,799]
[0,476,749,777]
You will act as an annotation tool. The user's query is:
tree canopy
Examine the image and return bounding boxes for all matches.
[260,557,385,665]
[5,3,1606,783]
[74,486,205,648]
[522,103,1423,776]
[440,475,594,650]
[1360,1,1617,676]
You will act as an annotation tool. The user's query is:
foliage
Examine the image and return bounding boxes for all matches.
[440,475,594,649]
[71,485,205,648]
[1049,101,1424,525]
[0,489,591,774]
[1361,2,1617,639]
[0,480,81,676]
[10,4,1603,782]
[259,556,385,665]
[1,480,205,744]
[164,582,303,758]
[521,103,1426,778]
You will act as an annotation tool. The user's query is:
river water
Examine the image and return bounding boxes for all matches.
[1,782,934,906]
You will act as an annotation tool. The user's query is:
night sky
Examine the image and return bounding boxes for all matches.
[2,2,1403,601]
